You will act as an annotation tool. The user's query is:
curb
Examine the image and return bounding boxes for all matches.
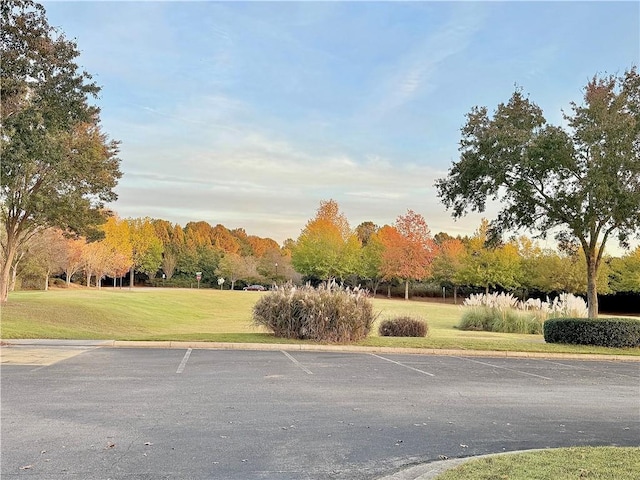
[377,449,549,480]
[3,339,639,361]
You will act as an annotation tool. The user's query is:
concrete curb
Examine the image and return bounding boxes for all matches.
[377,449,549,480]
[3,339,639,361]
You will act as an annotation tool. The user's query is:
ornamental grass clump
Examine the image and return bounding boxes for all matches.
[458,292,588,335]
[378,316,428,337]
[252,282,375,343]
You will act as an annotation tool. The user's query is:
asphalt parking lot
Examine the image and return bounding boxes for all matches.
[1,346,639,479]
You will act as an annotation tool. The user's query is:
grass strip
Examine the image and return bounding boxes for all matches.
[435,447,640,480]
[1,289,638,356]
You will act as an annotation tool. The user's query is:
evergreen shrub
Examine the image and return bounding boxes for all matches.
[252,282,375,343]
[378,316,428,337]
[544,318,640,348]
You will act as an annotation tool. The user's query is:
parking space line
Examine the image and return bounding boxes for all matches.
[176,348,192,374]
[281,351,313,375]
[456,357,552,380]
[370,354,435,377]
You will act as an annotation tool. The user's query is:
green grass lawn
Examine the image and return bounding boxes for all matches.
[434,447,640,480]
[1,288,638,356]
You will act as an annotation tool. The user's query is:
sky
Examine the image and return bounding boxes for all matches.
[42,1,639,249]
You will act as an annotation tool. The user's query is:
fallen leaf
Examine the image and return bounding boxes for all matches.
[144,442,153,446]
[438,455,448,460]
[19,465,33,470]
[460,444,468,448]
[105,442,116,449]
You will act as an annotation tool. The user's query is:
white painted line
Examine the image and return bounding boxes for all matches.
[281,351,313,375]
[176,348,192,374]
[371,354,436,377]
[456,357,552,380]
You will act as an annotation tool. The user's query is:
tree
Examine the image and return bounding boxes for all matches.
[456,220,521,295]
[15,227,66,290]
[101,216,132,286]
[609,246,640,293]
[61,236,85,285]
[292,199,360,281]
[215,253,250,290]
[127,218,162,285]
[0,0,121,302]
[436,68,640,317]
[379,210,437,300]
[431,236,466,303]
[153,220,184,280]
[358,229,385,295]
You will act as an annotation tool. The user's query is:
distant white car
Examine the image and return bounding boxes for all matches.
[243,285,266,291]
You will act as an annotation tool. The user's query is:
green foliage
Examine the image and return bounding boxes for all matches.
[459,307,543,334]
[252,282,375,343]
[1,0,121,302]
[436,67,640,318]
[378,316,428,337]
[458,307,496,331]
[544,317,640,348]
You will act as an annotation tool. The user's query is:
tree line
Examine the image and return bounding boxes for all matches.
[9,199,640,305]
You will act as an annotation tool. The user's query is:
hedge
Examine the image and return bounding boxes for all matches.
[543,317,640,348]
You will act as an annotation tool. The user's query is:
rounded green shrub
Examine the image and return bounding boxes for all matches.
[252,282,375,343]
[544,317,640,348]
[378,316,428,337]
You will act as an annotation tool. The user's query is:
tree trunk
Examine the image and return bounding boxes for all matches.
[404,280,409,300]
[129,266,134,289]
[586,254,599,318]
[45,269,50,291]
[86,271,92,287]
[485,284,489,295]
[0,239,18,303]
[453,285,458,305]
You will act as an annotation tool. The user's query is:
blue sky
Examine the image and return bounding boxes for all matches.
[43,1,639,248]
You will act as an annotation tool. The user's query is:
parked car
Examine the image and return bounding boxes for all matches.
[243,284,266,291]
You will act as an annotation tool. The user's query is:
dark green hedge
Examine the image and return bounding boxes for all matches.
[543,318,640,348]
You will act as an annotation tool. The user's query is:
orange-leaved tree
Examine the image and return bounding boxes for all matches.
[379,210,437,300]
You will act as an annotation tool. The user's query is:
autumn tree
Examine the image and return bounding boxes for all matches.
[215,253,251,290]
[61,236,85,285]
[292,200,361,280]
[379,210,437,300]
[358,228,385,295]
[153,220,184,280]
[127,218,162,285]
[431,236,466,303]
[0,0,121,302]
[101,216,132,286]
[456,220,521,294]
[436,68,640,317]
[15,228,66,290]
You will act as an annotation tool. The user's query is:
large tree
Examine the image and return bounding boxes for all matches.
[436,68,640,317]
[0,0,121,302]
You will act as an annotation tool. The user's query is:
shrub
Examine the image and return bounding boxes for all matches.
[379,316,428,337]
[544,317,640,348]
[458,308,495,331]
[252,282,375,343]
[458,307,544,334]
